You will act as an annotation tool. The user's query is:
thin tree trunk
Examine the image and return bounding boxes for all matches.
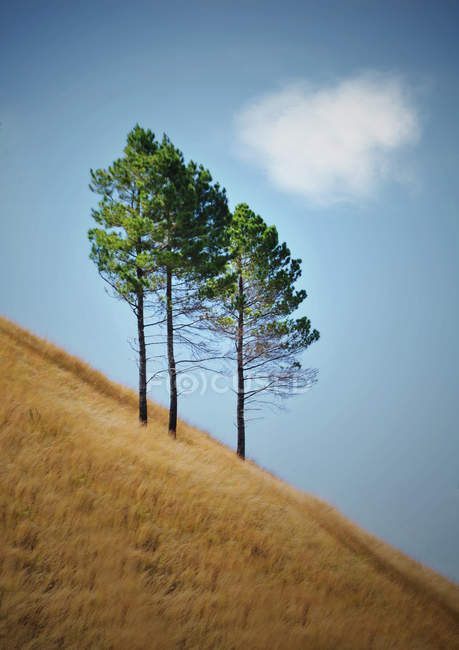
[166,268,177,438]
[137,289,147,425]
[237,273,245,459]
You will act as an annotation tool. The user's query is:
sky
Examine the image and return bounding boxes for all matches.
[1,0,458,581]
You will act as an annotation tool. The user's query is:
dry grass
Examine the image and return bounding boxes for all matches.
[0,316,458,649]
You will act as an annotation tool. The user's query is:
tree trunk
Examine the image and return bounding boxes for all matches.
[166,268,177,438]
[237,273,245,459]
[137,289,148,425]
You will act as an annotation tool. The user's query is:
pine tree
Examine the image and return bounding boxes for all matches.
[206,203,320,459]
[88,125,159,424]
[142,135,230,437]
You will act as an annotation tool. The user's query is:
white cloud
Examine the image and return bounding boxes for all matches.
[235,73,420,204]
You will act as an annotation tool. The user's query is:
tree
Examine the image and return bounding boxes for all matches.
[140,135,230,437]
[206,203,320,459]
[88,125,159,424]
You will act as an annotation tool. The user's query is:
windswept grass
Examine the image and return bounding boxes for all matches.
[0,316,458,649]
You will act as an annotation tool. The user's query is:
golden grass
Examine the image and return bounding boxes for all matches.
[0,316,458,649]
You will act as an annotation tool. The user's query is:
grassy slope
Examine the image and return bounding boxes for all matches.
[0,317,457,649]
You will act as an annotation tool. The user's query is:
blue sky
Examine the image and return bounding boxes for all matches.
[1,1,458,581]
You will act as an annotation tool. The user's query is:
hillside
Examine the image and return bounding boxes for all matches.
[0,316,458,649]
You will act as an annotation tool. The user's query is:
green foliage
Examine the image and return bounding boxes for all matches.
[88,125,231,309]
[88,125,161,307]
[207,202,319,402]
[149,135,231,282]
